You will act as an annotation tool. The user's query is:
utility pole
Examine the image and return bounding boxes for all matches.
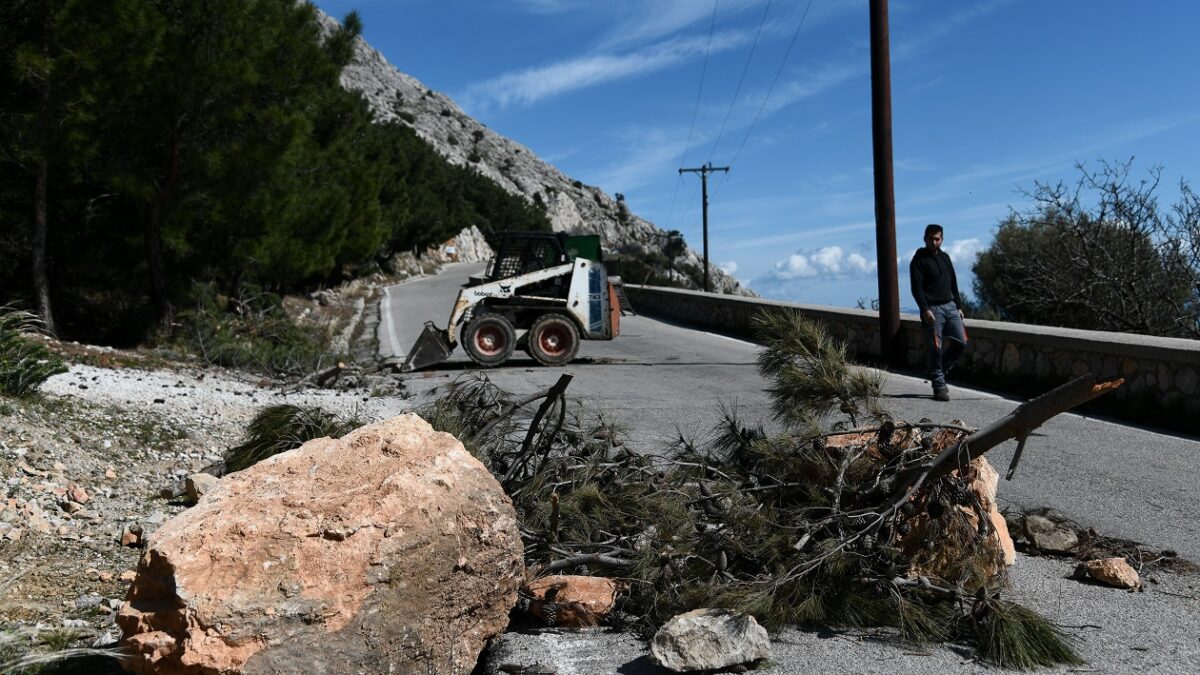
[869,0,901,367]
[679,162,729,293]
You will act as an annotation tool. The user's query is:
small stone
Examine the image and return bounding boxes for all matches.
[67,484,90,504]
[1085,557,1140,589]
[120,523,145,547]
[118,570,137,582]
[98,571,114,582]
[75,595,104,610]
[104,468,117,480]
[28,510,52,535]
[85,568,101,580]
[651,609,771,672]
[1023,515,1079,554]
[185,473,220,504]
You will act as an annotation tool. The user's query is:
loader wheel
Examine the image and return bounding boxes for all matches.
[528,314,580,367]
[463,314,515,367]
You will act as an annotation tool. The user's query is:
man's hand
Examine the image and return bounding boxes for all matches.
[922,309,934,326]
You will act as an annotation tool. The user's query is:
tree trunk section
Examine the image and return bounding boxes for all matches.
[32,159,56,336]
[144,200,173,331]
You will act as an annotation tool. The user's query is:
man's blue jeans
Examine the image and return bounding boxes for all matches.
[924,302,965,389]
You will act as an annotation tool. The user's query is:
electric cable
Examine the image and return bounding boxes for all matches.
[719,0,815,186]
[663,0,720,233]
[706,0,773,164]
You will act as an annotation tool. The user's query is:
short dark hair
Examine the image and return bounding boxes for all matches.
[924,223,943,238]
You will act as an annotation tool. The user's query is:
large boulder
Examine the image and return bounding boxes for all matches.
[117,413,524,675]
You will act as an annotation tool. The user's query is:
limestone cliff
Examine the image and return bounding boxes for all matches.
[318,11,750,295]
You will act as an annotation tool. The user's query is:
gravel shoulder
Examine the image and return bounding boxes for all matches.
[0,348,412,653]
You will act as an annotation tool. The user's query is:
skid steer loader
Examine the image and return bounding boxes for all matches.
[401,231,626,372]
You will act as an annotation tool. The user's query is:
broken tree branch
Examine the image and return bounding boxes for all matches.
[885,373,1123,503]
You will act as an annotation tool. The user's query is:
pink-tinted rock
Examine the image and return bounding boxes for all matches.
[523,575,627,627]
[117,413,524,675]
[961,456,1016,566]
[1085,557,1140,589]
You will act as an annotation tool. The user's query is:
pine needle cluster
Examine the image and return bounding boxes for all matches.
[0,307,67,398]
[224,404,363,473]
[421,310,1080,668]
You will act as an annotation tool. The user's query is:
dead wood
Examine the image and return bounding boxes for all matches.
[878,374,1124,506]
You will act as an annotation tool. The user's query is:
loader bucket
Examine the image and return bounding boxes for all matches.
[401,321,455,372]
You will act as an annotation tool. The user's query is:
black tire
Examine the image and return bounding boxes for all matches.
[462,313,516,367]
[527,314,580,366]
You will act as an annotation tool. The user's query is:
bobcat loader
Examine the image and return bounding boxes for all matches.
[400,231,627,372]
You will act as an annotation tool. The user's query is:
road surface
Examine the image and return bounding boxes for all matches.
[379,263,1200,675]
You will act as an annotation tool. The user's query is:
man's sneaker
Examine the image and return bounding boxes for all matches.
[932,387,950,402]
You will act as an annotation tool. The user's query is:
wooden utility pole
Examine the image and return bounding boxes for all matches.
[679,162,729,293]
[869,0,901,366]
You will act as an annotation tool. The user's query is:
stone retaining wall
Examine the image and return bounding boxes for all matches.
[626,285,1200,420]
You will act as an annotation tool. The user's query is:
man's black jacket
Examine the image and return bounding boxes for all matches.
[909,247,962,313]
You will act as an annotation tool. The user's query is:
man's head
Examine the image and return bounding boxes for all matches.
[923,223,944,251]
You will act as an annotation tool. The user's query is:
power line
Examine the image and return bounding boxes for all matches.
[706,0,773,164]
[721,0,815,175]
[664,0,720,231]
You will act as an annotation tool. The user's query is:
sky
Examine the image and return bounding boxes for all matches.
[313,0,1200,309]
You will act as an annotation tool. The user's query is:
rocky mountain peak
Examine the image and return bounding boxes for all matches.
[318,11,749,295]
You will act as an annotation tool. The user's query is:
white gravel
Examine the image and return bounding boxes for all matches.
[42,363,411,432]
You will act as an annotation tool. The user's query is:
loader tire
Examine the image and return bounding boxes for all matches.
[463,313,515,367]
[528,314,580,367]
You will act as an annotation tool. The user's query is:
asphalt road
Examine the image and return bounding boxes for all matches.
[379,263,1200,674]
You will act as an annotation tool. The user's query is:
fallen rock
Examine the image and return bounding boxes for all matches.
[67,483,90,504]
[1083,557,1141,589]
[959,457,1016,566]
[184,473,219,504]
[1024,515,1079,553]
[650,609,771,672]
[119,523,144,547]
[522,575,626,627]
[117,413,524,675]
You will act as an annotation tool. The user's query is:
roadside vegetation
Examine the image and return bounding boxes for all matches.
[972,159,1200,337]
[0,307,66,398]
[0,0,548,350]
[224,404,364,473]
[175,284,342,378]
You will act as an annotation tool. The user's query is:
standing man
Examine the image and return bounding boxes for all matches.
[910,224,966,401]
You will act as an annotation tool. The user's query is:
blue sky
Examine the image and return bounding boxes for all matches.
[313,0,1200,309]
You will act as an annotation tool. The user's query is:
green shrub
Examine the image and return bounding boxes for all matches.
[471,129,484,143]
[0,307,68,398]
[225,404,363,472]
[397,111,415,123]
[467,150,482,163]
[175,283,342,377]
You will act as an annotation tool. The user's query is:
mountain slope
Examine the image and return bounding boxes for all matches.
[319,12,749,295]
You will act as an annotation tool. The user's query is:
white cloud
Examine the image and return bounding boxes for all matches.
[943,237,984,265]
[597,0,762,50]
[461,29,753,110]
[717,260,739,275]
[762,245,876,281]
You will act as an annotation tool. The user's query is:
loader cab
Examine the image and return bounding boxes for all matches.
[468,231,604,286]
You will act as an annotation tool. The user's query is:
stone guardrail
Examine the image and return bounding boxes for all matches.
[626,285,1200,423]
